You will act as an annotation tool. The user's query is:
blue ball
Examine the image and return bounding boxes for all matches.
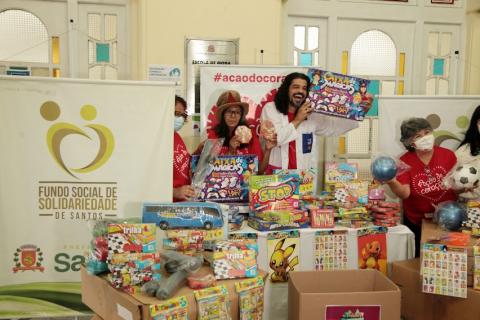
[371,156,397,182]
[435,201,467,231]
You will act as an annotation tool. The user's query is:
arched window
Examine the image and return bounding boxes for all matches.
[0,9,48,63]
[350,30,396,77]
[344,30,402,178]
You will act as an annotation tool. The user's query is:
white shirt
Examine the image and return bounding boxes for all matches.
[455,143,480,200]
[260,102,359,169]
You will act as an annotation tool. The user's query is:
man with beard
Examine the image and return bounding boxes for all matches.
[260,72,359,172]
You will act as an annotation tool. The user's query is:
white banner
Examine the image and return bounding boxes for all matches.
[378,96,480,157]
[200,65,306,134]
[0,76,175,316]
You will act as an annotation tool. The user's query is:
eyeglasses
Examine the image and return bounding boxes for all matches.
[174,111,188,119]
[225,110,242,117]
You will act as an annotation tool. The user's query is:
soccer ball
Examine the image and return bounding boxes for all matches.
[452,164,480,190]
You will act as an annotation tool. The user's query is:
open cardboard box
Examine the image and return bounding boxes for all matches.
[81,266,266,320]
[390,258,480,320]
[390,258,435,320]
[288,269,400,320]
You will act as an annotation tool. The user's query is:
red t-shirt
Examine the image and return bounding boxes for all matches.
[210,127,263,162]
[173,132,191,202]
[396,146,457,226]
[287,111,297,169]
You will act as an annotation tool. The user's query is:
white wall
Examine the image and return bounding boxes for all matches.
[132,0,283,151]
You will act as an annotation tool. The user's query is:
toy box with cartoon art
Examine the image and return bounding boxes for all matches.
[307,68,374,121]
[107,224,159,290]
[107,223,156,256]
[194,285,231,320]
[163,228,225,253]
[191,154,258,203]
[474,246,480,290]
[211,240,258,280]
[235,276,265,320]
[149,296,189,320]
[108,252,161,291]
[249,173,300,213]
[273,168,317,196]
[310,208,335,228]
[325,162,358,191]
[333,180,369,205]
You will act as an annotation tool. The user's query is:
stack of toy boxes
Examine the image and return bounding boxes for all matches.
[107,223,160,293]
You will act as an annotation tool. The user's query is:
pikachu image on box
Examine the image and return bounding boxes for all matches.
[269,238,299,282]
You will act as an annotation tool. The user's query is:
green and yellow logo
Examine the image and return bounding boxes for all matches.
[40,101,115,178]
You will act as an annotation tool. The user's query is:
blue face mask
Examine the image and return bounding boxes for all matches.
[174,116,185,132]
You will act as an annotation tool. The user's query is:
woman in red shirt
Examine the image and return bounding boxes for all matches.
[385,117,457,257]
[172,95,195,201]
[200,90,275,174]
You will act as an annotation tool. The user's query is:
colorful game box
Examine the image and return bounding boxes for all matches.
[212,240,258,280]
[249,174,300,212]
[325,162,358,184]
[307,68,374,121]
[474,246,480,291]
[107,223,156,256]
[273,168,317,196]
[192,154,258,203]
[310,208,335,228]
[315,230,348,271]
[421,243,467,298]
[235,276,265,320]
[150,296,189,320]
[194,285,231,320]
[334,181,369,205]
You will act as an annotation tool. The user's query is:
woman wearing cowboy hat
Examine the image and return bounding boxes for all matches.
[197,90,275,174]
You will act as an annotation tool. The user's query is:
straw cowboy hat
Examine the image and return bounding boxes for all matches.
[215,90,249,121]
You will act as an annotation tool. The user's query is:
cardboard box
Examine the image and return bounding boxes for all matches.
[81,266,266,320]
[288,269,401,320]
[421,220,478,256]
[390,259,435,320]
[390,258,480,320]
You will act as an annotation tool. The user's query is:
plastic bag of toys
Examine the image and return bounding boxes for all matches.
[191,138,224,200]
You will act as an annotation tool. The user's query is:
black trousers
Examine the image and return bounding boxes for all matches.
[403,216,422,258]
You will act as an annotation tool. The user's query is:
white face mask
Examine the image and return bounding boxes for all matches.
[414,133,434,151]
[174,116,185,132]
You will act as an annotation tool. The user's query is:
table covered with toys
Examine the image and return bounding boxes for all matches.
[81,153,418,319]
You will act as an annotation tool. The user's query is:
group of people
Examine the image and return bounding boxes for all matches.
[172,72,358,201]
[171,70,480,258]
